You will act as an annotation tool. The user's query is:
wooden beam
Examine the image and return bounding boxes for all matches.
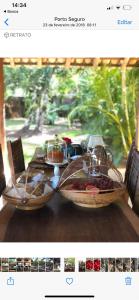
[93,58,100,68]
[65,58,71,68]
[37,58,42,68]
[10,58,15,68]
[122,57,130,67]
[3,57,139,67]
[0,58,5,156]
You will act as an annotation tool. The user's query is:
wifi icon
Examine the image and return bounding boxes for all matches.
[116,6,121,9]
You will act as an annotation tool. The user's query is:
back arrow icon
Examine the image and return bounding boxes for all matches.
[4,18,9,26]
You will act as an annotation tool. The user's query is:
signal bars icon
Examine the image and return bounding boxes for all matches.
[107,5,121,10]
[107,6,114,10]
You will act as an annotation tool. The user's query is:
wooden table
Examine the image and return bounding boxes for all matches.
[0,192,139,242]
[1,148,139,242]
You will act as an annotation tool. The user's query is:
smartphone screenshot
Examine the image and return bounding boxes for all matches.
[0,0,139,299]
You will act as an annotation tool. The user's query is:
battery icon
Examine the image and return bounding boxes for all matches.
[123,5,132,10]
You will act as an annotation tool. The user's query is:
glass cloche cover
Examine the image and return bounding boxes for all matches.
[47,134,67,164]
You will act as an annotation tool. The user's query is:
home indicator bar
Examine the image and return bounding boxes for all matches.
[44,296,95,299]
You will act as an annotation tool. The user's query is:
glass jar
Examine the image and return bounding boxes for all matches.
[89,145,109,176]
[47,134,67,164]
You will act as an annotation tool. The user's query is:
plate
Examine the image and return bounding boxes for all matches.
[45,159,68,167]
[70,155,82,161]
[36,153,44,159]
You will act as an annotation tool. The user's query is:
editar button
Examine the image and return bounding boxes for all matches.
[117,19,133,25]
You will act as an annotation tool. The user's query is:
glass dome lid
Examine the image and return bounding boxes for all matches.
[59,154,123,192]
[47,134,67,164]
[59,154,125,209]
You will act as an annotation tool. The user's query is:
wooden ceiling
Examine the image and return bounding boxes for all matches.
[3,57,139,68]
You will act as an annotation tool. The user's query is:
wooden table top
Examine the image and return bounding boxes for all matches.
[1,147,139,242]
[0,192,139,242]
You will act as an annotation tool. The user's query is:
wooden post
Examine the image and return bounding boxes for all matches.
[121,58,132,147]
[0,58,5,156]
[136,90,139,151]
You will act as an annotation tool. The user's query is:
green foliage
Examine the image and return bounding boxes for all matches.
[4,65,139,161]
[44,102,58,125]
[68,67,139,157]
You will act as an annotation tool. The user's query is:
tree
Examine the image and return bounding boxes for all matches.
[4,65,139,161]
[4,66,56,131]
[68,67,139,158]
